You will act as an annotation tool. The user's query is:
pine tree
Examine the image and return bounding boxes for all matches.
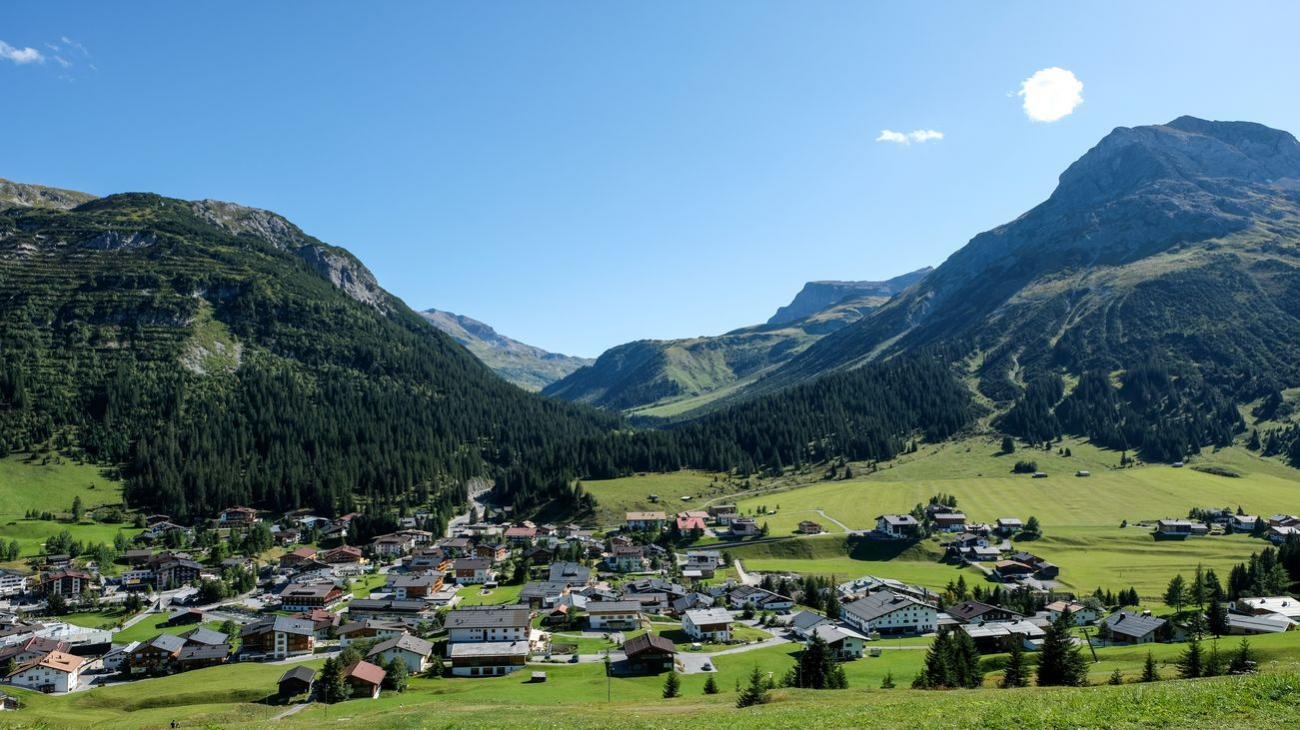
[1228,638,1256,675]
[736,665,770,708]
[1000,640,1029,688]
[880,671,895,689]
[703,675,719,694]
[1164,574,1187,614]
[1036,610,1088,686]
[1140,651,1160,682]
[948,630,983,689]
[319,658,348,703]
[1207,599,1230,638]
[384,657,409,692]
[663,670,681,698]
[1107,669,1124,685]
[1177,637,1204,679]
[914,631,953,689]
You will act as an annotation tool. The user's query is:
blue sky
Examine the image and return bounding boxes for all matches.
[4,2,1300,357]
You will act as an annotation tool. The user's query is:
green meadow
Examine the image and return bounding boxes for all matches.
[0,453,140,563]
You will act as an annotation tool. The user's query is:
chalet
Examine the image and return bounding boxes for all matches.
[474,543,510,563]
[387,573,444,600]
[1268,514,1300,527]
[622,632,677,673]
[0,637,69,665]
[959,620,1046,652]
[626,592,670,614]
[505,526,537,545]
[274,528,301,546]
[810,624,868,659]
[396,529,434,546]
[154,559,203,590]
[280,546,320,569]
[1099,611,1167,644]
[1155,519,1195,539]
[321,546,365,565]
[933,512,968,533]
[337,619,409,647]
[240,616,316,659]
[627,578,688,600]
[728,585,794,612]
[344,660,386,699]
[520,581,571,608]
[219,506,259,526]
[683,607,732,642]
[445,606,532,643]
[729,518,761,537]
[39,569,94,597]
[945,600,1022,625]
[670,592,714,615]
[797,520,824,535]
[128,633,187,674]
[177,642,231,671]
[676,514,708,533]
[992,560,1036,581]
[608,546,647,573]
[368,634,434,674]
[449,640,529,677]
[347,598,430,622]
[279,582,346,611]
[708,504,737,519]
[370,534,415,558]
[1268,525,1300,545]
[523,545,556,565]
[5,651,85,693]
[1231,515,1260,533]
[995,518,1023,535]
[438,537,473,558]
[875,514,920,539]
[1007,551,1059,578]
[120,549,154,566]
[548,561,591,587]
[1044,601,1098,625]
[408,549,450,572]
[789,610,831,637]
[451,558,492,585]
[163,607,204,627]
[625,512,667,532]
[278,666,315,698]
[1226,612,1295,635]
[587,601,642,631]
[1233,596,1300,621]
[842,590,937,636]
[682,550,722,579]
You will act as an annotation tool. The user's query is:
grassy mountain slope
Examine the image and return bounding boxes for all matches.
[420,308,592,391]
[0,182,617,519]
[542,268,930,416]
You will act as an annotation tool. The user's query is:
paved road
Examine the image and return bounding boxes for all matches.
[733,559,758,586]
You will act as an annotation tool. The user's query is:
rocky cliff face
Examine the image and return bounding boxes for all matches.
[0,177,97,211]
[767,269,931,326]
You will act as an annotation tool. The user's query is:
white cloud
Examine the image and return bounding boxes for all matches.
[875,128,945,145]
[54,55,71,68]
[1018,67,1083,122]
[0,40,44,65]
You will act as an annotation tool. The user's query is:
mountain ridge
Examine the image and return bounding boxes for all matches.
[420,308,592,391]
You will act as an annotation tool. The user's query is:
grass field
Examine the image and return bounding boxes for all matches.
[732,438,1300,599]
[582,471,743,525]
[0,453,138,563]
[456,582,525,606]
[10,630,1300,728]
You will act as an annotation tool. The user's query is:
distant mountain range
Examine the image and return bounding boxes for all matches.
[540,268,931,416]
[420,309,591,391]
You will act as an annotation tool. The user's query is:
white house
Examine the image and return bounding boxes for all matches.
[842,590,937,636]
[445,607,532,643]
[5,651,85,693]
[875,514,920,539]
[1044,600,1098,626]
[682,607,732,642]
[367,634,434,674]
[810,624,868,659]
[587,601,642,631]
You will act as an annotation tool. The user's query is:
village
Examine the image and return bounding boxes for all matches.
[1,493,1298,707]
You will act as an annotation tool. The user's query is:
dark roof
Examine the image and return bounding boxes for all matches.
[178,643,230,662]
[179,627,229,646]
[622,632,677,656]
[843,591,930,622]
[368,634,434,657]
[1101,611,1167,638]
[445,607,531,630]
[946,601,1018,623]
[280,666,316,684]
[146,633,187,654]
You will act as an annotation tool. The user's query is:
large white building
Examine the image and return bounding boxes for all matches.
[682,607,732,642]
[5,651,85,693]
[587,601,642,631]
[842,590,937,636]
[445,607,531,643]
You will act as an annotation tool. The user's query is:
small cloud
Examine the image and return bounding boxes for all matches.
[54,55,71,68]
[1018,67,1083,122]
[0,40,44,65]
[61,36,89,56]
[875,128,945,145]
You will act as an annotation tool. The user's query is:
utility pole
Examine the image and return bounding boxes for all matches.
[604,649,611,702]
[1081,627,1099,662]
